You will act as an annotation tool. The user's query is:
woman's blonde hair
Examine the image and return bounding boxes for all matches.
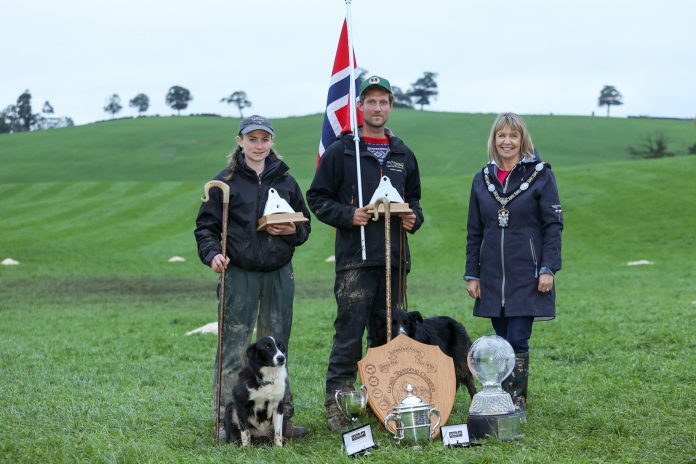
[487,112,535,167]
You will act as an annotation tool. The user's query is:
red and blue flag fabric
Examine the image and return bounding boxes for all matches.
[316,19,363,168]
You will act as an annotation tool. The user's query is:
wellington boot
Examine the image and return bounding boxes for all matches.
[502,352,529,421]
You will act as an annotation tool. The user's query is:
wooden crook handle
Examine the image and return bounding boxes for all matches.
[203,180,230,204]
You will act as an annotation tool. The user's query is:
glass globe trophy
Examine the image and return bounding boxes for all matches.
[466,335,524,441]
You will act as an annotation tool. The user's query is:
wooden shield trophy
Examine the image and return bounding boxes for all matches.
[357,198,456,438]
[358,335,456,438]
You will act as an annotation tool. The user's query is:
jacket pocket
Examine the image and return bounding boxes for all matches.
[529,237,538,278]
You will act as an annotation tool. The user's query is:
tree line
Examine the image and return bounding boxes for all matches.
[1,78,625,134]
[0,90,74,133]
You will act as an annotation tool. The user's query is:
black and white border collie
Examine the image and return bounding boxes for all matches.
[224,336,289,447]
[378,308,478,399]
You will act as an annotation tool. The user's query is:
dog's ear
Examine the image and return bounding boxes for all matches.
[409,311,424,324]
[246,342,257,360]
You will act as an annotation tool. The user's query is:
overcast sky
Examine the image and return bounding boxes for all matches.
[2,0,694,125]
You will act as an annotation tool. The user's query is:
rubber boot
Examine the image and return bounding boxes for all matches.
[502,352,529,421]
[282,387,309,439]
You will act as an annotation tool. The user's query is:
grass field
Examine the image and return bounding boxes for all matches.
[1,112,695,463]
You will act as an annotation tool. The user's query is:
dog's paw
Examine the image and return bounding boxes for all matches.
[274,434,283,447]
[241,431,251,447]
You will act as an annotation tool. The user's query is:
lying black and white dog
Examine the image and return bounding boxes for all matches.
[379,308,478,399]
[224,336,289,447]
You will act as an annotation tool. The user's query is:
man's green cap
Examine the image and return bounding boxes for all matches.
[359,75,392,96]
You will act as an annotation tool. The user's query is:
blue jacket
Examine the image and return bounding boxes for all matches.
[465,158,563,319]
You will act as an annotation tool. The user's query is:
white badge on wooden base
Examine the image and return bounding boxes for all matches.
[257,188,309,231]
[441,424,471,447]
[342,424,377,457]
[367,176,411,215]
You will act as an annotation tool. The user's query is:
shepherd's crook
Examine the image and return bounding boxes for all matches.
[372,198,392,343]
[202,180,230,445]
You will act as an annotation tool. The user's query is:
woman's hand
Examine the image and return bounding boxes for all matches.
[466,280,480,299]
[538,273,554,293]
[211,253,229,273]
[267,222,296,236]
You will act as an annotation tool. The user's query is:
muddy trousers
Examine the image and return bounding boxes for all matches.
[325,267,400,402]
[212,262,295,422]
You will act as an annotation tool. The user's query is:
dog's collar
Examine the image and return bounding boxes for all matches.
[255,375,274,387]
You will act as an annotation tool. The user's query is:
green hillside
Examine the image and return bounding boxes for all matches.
[0,114,694,463]
[0,112,693,182]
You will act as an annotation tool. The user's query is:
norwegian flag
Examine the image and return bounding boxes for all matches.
[316,19,363,168]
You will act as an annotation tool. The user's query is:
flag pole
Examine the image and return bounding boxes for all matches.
[344,0,366,260]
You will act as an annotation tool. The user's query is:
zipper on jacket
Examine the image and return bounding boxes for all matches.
[529,237,538,278]
[501,229,506,307]
[499,164,516,308]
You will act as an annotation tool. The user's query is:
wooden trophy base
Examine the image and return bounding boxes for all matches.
[368,202,411,216]
[257,212,309,231]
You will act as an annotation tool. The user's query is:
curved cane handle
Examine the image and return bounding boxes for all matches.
[371,197,391,221]
[430,408,442,439]
[202,180,230,204]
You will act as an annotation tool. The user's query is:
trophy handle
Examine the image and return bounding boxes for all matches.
[384,412,400,439]
[430,408,442,439]
[334,389,341,407]
[359,384,368,407]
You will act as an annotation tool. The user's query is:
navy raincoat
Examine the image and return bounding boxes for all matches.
[465,158,563,319]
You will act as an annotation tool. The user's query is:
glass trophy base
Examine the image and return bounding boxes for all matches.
[467,412,524,441]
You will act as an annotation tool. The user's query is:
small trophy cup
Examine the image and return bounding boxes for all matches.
[335,385,369,427]
[466,335,524,441]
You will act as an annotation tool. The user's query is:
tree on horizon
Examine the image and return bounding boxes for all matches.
[166,86,192,116]
[392,85,414,109]
[408,71,438,110]
[221,91,251,118]
[598,85,623,117]
[17,90,38,131]
[129,93,150,115]
[42,101,54,115]
[103,94,123,118]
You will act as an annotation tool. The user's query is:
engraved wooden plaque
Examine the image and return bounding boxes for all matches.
[358,335,456,438]
[256,212,309,231]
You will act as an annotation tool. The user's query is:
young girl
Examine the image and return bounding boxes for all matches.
[195,115,311,441]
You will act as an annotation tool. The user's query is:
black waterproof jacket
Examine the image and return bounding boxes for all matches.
[194,155,311,272]
[465,159,563,319]
[306,130,424,272]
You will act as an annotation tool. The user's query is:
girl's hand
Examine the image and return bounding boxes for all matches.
[267,222,296,236]
[211,253,229,273]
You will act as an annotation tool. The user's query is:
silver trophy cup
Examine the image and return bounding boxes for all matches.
[335,385,369,427]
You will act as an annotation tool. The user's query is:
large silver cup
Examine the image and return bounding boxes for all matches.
[335,385,369,426]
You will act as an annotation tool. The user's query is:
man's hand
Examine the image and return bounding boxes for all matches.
[400,212,417,231]
[352,205,372,227]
